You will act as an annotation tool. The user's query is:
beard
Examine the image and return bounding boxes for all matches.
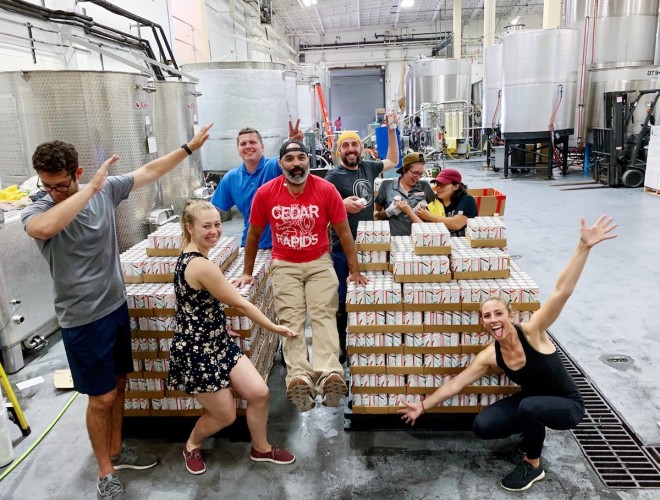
[341,151,360,168]
[283,166,309,185]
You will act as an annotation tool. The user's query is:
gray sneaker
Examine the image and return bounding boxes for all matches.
[97,473,123,499]
[111,443,158,470]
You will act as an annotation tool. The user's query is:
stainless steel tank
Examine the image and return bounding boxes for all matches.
[411,58,472,113]
[181,62,288,172]
[0,70,158,251]
[482,43,503,131]
[501,29,579,135]
[151,81,204,214]
[565,0,659,142]
[588,0,657,69]
[588,65,660,134]
[0,211,58,373]
[296,78,314,132]
[284,70,299,123]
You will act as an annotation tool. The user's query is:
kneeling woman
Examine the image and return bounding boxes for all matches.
[399,215,617,491]
[168,199,298,475]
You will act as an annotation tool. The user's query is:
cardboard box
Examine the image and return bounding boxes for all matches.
[468,188,506,216]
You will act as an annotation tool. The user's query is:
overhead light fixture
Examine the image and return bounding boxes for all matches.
[401,0,415,7]
[511,16,521,25]
[302,0,317,6]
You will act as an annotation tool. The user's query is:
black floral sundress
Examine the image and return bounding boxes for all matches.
[167,251,243,394]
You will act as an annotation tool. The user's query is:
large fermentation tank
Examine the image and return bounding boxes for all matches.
[589,0,657,69]
[0,70,158,251]
[181,62,288,172]
[588,66,660,133]
[284,70,299,123]
[411,58,472,113]
[0,211,57,373]
[501,29,579,135]
[296,78,314,132]
[565,0,659,142]
[151,81,204,214]
[482,43,503,131]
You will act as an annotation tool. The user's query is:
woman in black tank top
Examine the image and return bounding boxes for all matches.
[398,215,618,492]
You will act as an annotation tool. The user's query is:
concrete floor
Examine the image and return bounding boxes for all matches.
[3,159,660,499]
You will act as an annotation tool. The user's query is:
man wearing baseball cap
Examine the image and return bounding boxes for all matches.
[325,114,400,363]
[416,167,477,237]
[235,139,367,412]
[374,152,435,236]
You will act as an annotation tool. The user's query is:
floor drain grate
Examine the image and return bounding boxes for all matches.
[572,426,660,488]
[645,447,660,468]
[572,377,621,427]
[548,332,660,489]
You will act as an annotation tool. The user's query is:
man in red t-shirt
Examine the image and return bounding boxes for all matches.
[236,140,367,411]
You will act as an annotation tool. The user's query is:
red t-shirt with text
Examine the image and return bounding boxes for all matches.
[250,174,347,263]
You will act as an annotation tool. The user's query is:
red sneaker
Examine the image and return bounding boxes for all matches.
[250,445,296,465]
[183,445,206,475]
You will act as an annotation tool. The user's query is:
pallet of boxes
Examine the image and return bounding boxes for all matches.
[119,222,281,417]
[346,212,540,418]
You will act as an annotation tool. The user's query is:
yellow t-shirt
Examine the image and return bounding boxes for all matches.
[427,199,445,217]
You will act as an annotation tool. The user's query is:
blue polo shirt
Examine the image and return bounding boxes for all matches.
[211,156,280,248]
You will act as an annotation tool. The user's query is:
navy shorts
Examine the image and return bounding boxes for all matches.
[60,302,133,396]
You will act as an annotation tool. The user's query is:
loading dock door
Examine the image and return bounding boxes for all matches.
[329,67,385,139]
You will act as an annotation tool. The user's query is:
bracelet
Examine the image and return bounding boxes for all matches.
[181,143,193,155]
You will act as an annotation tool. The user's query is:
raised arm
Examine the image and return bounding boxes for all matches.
[398,345,496,425]
[26,155,118,240]
[382,113,400,172]
[131,123,213,191]
[187,257,297,338]
[526,215,617,335]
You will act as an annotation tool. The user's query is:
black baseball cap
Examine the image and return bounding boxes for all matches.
[279,139,309,158]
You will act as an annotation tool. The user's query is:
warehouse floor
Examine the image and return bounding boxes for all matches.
[3,159,660,499]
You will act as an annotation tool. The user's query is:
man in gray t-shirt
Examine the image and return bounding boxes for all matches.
[324,120,399,362]
[21,124,212,498]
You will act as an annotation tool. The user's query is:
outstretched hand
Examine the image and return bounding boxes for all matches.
[580,215,618,248]
[90,155,119,193]
[397,400,424,426]
[187,123,214,152]
[274,324,299,338]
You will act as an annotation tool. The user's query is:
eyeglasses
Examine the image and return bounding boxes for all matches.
[37,175,76,193]
[408,170,424,178]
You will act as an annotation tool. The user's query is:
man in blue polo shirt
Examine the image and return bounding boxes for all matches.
[211,121,302,248]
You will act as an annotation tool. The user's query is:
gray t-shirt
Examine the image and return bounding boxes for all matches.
[21,175,134,328]
[375,178,435,237]
[325,159,383,249]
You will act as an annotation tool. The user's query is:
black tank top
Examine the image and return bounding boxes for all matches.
[495,324,583,404]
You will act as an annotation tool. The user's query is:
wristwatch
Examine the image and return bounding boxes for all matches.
[181,144,193,155]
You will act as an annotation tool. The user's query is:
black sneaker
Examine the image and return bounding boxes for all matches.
[500,460,545,491]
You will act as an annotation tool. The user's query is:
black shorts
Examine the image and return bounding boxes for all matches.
[60,302,133,396]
